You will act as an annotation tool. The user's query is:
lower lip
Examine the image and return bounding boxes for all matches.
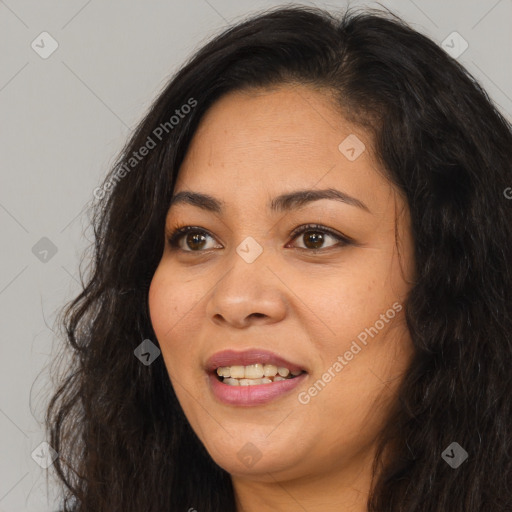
[208,372,307,407]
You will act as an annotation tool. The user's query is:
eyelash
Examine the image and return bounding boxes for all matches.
[166,223,353,253]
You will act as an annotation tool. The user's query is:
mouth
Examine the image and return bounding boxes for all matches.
[205,349,308,406]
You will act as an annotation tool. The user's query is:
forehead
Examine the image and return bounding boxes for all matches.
[182,85,345,167]
[173,85,391,214]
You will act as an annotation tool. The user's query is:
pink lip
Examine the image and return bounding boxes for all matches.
[204,349,308,407]
[205,349,306,374]
[208,372,307,407]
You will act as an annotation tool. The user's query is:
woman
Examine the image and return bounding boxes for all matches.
[46,5,512,511]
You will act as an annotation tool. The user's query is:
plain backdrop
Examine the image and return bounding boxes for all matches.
[1,0,511,510]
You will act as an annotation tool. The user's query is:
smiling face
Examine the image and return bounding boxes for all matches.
[148,84,415,493]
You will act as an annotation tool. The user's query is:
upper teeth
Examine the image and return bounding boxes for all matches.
[216,364,302,379]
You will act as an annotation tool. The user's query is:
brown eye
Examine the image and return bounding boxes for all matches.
[167,223,351,254]
[289,224,351,251]
[167,226,218,252]
[184,232,208,251]
[301,230,326,249]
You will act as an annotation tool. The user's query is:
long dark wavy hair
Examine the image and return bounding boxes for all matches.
[45,5,512,511]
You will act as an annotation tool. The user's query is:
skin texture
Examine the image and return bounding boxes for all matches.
[148,84,416,512]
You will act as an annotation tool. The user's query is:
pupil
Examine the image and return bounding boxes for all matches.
[304,231,323,249]
[187,232,206,250]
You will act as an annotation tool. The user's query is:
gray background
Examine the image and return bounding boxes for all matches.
[1,0,511,510]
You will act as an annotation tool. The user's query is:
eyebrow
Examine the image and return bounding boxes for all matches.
[168,188,370,214]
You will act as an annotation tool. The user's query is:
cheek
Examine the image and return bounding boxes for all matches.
[148,266,192,370]
[148,269,172,337]
[286,258,405,352]
[148,264,210,389]
[148,266,217,443]
[148,264,197,341]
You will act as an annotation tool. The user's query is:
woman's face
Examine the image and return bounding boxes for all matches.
[149,85,415,485]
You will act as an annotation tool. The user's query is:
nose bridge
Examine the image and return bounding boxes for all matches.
[222,208,273,266]
[206,236,286,326]
[220,234,272,298]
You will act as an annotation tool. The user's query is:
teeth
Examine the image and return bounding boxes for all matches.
[216,362,304,386]
[245,364,264,379]
[239,379,263,386]
[216,367,231,378]
[277,367,290,377]
[224,375,289,386]
[216,363,301,379]
[263,364,278,377]
[219,370,303,385]
[229,365,245,379]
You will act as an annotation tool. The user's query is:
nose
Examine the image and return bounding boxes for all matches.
[205,249,288,329]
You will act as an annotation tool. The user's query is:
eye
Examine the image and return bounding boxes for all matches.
[166,223,352,253]
[166,225,220,252]
[287,223,351,251]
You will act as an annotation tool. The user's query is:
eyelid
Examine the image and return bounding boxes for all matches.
[166,223,353,253]
[287,223,353,249]
[166,225,221,251]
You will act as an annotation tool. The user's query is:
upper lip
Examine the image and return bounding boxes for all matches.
[205,349,307,374]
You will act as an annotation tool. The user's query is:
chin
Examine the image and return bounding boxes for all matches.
[202,433,307,480]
